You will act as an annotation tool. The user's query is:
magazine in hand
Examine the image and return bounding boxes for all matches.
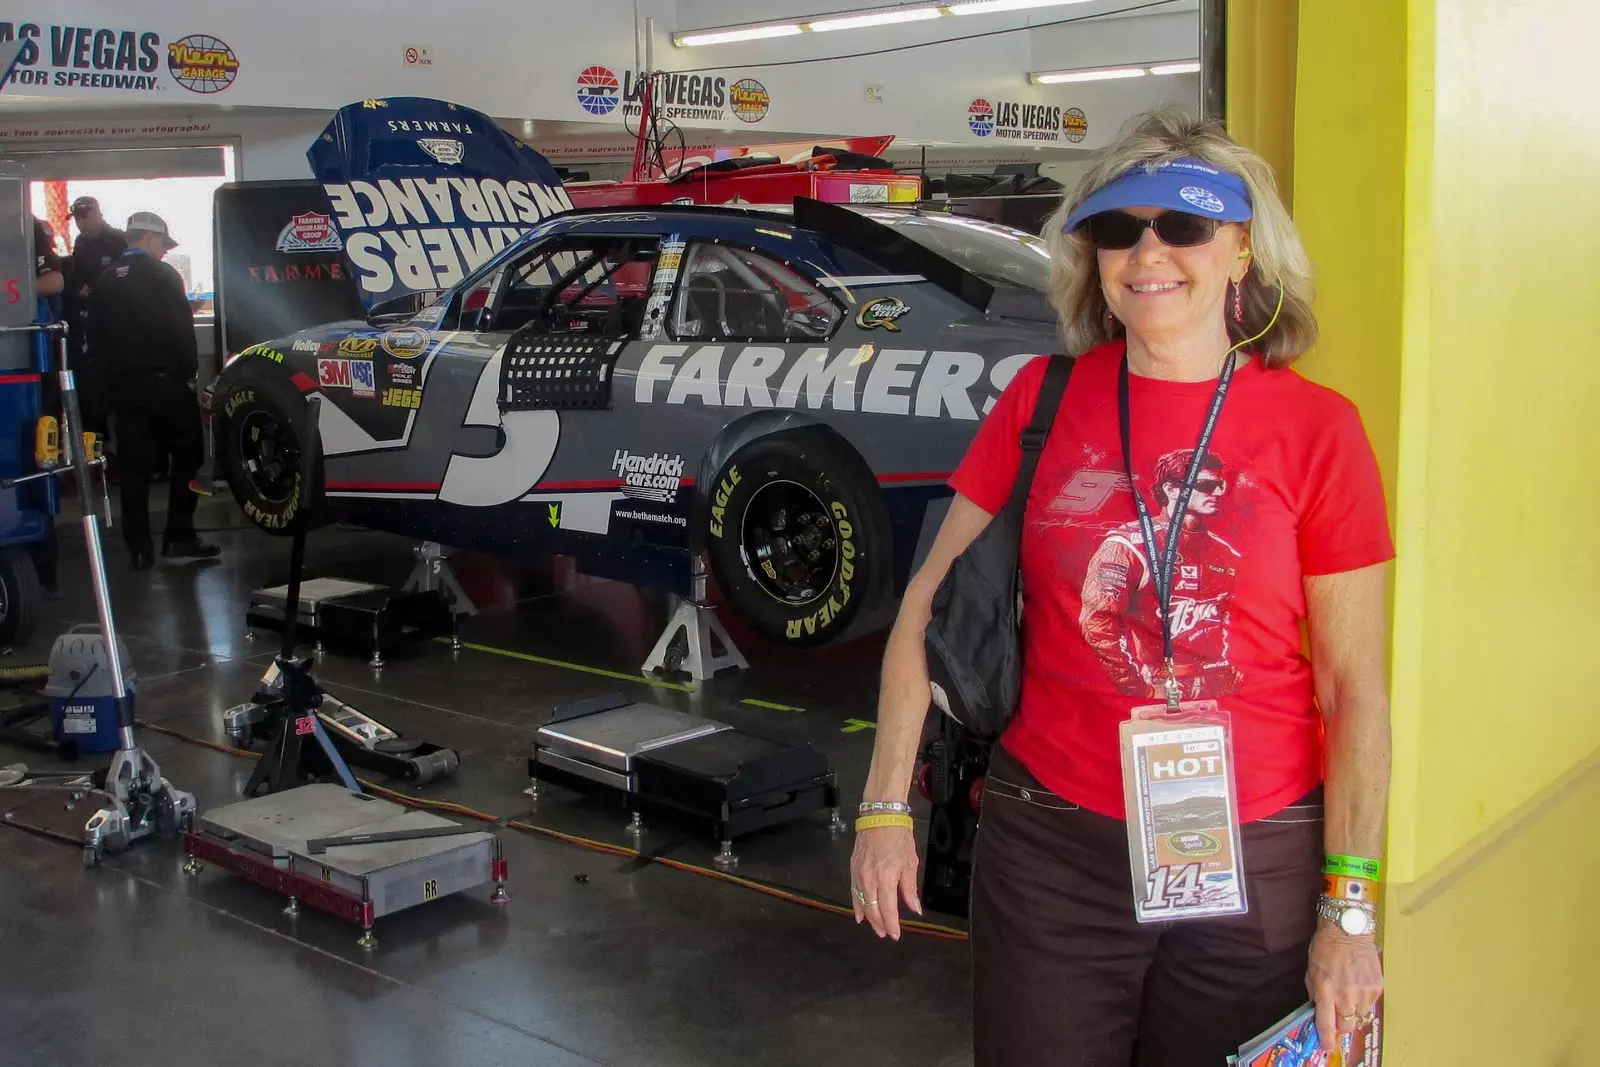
[1227,999,1382,1067]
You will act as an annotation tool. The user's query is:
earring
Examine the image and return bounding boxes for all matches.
[1232,281,1244,324]
[1103,306,1118,335]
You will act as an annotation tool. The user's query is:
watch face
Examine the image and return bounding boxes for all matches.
[1338,906,1374,936]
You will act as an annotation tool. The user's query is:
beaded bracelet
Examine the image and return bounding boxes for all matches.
[855,812,915,832]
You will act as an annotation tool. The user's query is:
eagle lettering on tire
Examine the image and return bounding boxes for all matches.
[703,429,890,647]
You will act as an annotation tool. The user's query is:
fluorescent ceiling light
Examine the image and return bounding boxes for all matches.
[808,6,943,31]
[1029,59,1201,83]
[946,0,1094,14]
[673,23,802,46]
[1032,66,1146,83]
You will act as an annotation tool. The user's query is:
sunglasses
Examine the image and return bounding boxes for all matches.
[1082,210,1224,250]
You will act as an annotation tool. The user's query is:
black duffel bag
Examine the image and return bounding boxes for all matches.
[924,355,1073,740]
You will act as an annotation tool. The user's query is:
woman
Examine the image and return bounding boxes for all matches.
[849,108,1392,1067]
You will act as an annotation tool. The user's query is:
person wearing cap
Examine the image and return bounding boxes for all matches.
[851,108,1392,1066]
[64,196,126,436]
[87,211,218,569]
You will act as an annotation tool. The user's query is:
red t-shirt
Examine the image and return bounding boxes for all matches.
[949,341,1394,823]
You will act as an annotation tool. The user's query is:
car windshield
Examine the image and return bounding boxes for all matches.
[864,211,1053,292]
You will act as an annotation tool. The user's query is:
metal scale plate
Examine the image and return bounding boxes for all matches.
[248,578,387,630]
[532,700,730,791]
[196,784,495,919]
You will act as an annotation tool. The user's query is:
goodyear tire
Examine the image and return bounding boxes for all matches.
[212,365,322,536]
[0,546,41,645]
[704,429,891,647]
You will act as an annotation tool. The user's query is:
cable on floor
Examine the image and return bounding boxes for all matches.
[138,721,970,943]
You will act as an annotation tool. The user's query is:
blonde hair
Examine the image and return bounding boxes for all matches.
[1043,107,1317,367]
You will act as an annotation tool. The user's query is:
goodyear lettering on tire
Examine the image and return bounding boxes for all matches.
[242,475,299,531]
[224,388,255,418]
[708,466,741,538]
[785,499,856,641]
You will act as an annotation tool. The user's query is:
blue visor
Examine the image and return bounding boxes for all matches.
[1064,157,1252,233]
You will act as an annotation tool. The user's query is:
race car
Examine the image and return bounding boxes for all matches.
[208,197,1061,648]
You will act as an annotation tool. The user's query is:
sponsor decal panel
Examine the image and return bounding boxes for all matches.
[382,327,430,359]
[337,336,379,356]
[386,360,418,386]
[318,358,352,389]
[290,339,321,354]
[242,345,284,362]
[634,343,1041,420]
[381,387,422,408]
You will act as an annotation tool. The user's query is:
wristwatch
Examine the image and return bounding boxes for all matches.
[1317,895,1378,937]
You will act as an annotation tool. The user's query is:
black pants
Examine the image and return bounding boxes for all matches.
[113,378,203,554]
[970,743,1324,1067]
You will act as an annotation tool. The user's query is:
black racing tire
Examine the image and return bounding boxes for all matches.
[0,545,41,646]
[704,429,891,648]
[211,366,323,536]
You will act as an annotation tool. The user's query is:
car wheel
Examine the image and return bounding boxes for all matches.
[704,429,890,647]
[0,546,41,645]
[212,369,321,536]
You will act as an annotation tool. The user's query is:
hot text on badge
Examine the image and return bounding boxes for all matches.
[1151,756,1222,779]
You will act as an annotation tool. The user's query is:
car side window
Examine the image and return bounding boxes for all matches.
[482,235,659,338]
[669,243,840,343]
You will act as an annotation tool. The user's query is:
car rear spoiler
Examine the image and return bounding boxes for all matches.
[792,196,995,314]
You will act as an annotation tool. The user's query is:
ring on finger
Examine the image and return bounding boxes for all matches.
[852,888,866,903]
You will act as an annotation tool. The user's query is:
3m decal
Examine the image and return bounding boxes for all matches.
[338,336,379,356]
[381,387,422,408]
[350,359,375,399]
[318,359,352,388]
[634,344,1039,419]
[708,466,741,539]
[612,450,685,504]
[856,297,910,331]
[382,327,430,359]
[439,344,560,507]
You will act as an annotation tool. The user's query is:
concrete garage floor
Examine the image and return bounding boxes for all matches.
[0,500,974,1067]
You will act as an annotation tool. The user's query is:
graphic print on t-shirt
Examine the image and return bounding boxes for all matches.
[1045,447,1245,702]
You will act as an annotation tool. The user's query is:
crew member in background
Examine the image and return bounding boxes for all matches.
[87,212,218,570]
[30,217,64,598]
[65,196,126,436]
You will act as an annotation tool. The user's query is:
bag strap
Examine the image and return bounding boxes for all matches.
[1002,355,1074,517]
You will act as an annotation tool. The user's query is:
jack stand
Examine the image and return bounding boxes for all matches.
[642,555,747,683]
[0,323,198,865]
[404,541,475,651]
[239,397,362,800]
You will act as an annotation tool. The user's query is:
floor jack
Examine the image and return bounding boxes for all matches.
[182,399,505,946]
[0,322,198,866]
[221,659,460,787]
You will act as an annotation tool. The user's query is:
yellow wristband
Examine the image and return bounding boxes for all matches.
[855,813,914,832]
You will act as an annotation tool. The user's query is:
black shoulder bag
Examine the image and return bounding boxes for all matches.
[923,355,1073,741]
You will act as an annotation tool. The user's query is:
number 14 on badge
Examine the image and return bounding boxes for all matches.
[1120,702,1248,922]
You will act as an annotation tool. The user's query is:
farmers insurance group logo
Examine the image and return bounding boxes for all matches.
[275,212,342,254]
[0,24,237,94]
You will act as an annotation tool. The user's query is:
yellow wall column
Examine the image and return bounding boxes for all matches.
[1288,0,1600,1064]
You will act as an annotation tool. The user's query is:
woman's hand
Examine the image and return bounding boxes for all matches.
[1306,921,1384,1051]
[849,824,923,940]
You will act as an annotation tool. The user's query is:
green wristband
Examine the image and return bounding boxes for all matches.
[1324,854,1381,880]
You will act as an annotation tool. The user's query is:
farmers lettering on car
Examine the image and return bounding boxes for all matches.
[322,177,574,296]
[634,344,1039,420]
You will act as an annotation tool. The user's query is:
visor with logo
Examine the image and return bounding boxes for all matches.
[1064,157,1253,233]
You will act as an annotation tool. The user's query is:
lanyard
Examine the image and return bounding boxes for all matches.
[1117,350,1237,708]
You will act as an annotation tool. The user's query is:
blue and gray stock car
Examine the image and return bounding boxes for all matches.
[210,198,1061,647]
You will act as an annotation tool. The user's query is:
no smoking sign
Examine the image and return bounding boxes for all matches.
[404,45,433,68]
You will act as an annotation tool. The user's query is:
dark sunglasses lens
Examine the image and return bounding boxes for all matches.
[1084,212,1145,249]
[1153,212,1220,246]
